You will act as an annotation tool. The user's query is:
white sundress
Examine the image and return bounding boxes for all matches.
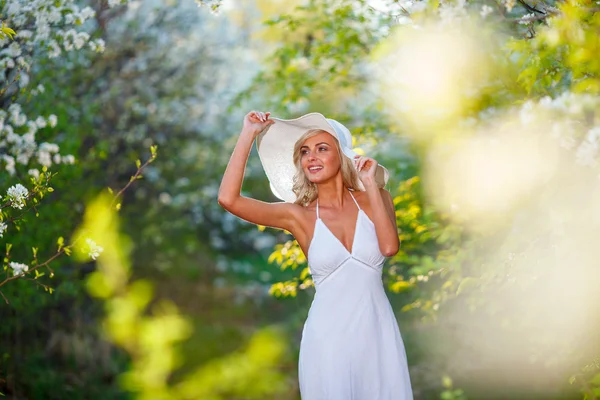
[298,188,414,400]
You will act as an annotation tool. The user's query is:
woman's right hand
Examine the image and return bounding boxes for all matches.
[243,110,275,137]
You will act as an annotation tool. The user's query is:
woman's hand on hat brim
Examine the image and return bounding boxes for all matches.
[243,110,275,137]
[354,155,378,186]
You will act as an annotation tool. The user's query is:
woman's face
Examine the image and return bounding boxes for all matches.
[300,131,341,183]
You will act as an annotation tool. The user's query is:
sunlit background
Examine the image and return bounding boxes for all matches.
[1,0,599,399]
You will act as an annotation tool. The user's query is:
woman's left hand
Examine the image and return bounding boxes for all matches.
[354,155,378,186]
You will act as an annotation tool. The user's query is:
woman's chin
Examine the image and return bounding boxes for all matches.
[307,175,332,185]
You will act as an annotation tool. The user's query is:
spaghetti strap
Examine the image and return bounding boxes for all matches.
[348,188,361,211]
[316,199,320,219]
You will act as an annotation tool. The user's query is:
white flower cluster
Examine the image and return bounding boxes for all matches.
[438,0,469,25]
[0,0,121,88]
[194,0,223,15]
[0,222,7,238]
[86,238,104,260]
[5,183,28,209]
[520,93,600,169]
[0,104,75,175]
[480,5,494,18]
[519,13,536,25]
[0,1,134,177]
[9,261,28,276]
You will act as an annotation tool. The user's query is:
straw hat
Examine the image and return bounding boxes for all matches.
[255,112,389,203]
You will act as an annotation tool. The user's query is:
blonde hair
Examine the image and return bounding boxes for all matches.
[292,129,361,206]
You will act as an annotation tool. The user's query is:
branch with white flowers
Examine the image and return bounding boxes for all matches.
[0,147,157,304]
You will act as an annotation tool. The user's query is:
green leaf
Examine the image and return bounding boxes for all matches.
[456,277,478,295]
[590,373,600,386]
[0,23,16,40]
[390,280,413,293]
[300,266,310,280]
[442,375,453,388]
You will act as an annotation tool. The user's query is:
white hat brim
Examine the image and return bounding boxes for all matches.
[256,112,389,202]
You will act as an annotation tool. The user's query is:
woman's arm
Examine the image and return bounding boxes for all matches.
[217,111,299,232]
[355,156,399,257]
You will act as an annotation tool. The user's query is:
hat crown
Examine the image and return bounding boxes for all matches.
[326,118,352,149]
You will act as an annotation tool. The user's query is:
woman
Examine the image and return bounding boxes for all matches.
[218,110,413,399]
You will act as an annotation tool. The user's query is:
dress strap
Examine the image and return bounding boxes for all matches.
[348,188,361,211]
[316,198,320,219]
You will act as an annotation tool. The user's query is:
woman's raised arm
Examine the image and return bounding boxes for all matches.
[217,111,299,232]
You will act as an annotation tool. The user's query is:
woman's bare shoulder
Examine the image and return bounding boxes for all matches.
[287,200,317,221]
[353,187,394,212]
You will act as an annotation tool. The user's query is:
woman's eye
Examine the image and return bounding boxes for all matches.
[318,147,327,151]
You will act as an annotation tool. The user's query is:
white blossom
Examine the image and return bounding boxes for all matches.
[37,151,52,167]
[480,5,494,18]
[62,155,76,164]
[7,42,22,57]
[9,262,29,276]
[20,72,30,87]
[16,56,30,70]
[38,142,59,153]
[89,39,106,53]
[3,155,16,175]
[28,169,40,179]
[48,114,57,128]
[48,8,62,24]
[48,40,61,58]
[16,29,32,39]
[16,153,30,165]
[81,7,96,19]
[0,222,6,238]
[27,121,38,134]
[519,13,535,25]
[6,183,28,209]
[6,2,21,16]
[86,238,104,260]
[35,116,47,129]
[504,0,516,11]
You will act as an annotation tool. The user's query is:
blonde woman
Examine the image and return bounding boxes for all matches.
[218,110,413,399]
